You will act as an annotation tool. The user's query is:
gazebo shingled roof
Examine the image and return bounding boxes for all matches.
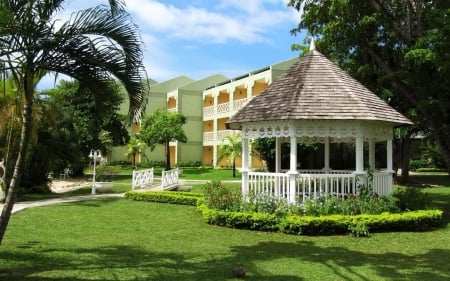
[227,49,412,129]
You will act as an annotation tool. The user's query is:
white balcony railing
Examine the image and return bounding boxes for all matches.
[217,102,230,114]
[203,105,215,117]
[167,107,177,113]
[203,130,240,143]
[233,98,249,111]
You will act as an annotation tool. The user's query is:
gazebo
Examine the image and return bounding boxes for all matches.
[226,42,412,203]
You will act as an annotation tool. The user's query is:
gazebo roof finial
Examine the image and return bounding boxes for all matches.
[309,37,316,51]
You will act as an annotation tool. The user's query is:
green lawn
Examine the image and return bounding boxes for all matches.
[1,171,450,280]
[1,188,450,281]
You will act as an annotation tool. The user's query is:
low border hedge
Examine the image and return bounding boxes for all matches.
[125,191,443,236]
[124,191,202,206]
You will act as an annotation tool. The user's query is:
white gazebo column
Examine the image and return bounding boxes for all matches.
[323,137,330,170]
[288,135,298,203]
[355,136,364,173]
[386,139,393,172]
[369,138,376,170]
[213,145,218,167]
[275,137,282,173]
[354,136,366,190]
[241,137,250,197]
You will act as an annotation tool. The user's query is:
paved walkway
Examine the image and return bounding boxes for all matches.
[1,178,240,214]
[0,178,124,214]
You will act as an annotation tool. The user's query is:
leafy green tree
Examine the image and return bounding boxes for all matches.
[252,138,287,172]
[0,0,148,244]
[139,110,187,171]
[125,135,147,169]
[288,0,450,176]
[217,133,242,178]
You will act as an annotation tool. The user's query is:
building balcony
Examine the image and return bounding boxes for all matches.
[203,97,252,118]
[203,130,240,144]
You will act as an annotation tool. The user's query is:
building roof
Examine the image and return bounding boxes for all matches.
[227,48,412,129]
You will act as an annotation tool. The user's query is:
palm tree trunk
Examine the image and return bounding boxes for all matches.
[232,160,236,178]
[0,74,34,245]
[165,141,171,171]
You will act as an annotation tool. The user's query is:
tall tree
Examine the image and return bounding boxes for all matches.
[288,0,450,175]
[139,110,187,171]
[0,0,148,244]
[217,133,242,178]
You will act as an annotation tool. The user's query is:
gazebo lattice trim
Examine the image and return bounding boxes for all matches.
[241,120,393,142]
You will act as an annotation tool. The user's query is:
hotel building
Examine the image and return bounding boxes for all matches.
[111,57,298,168]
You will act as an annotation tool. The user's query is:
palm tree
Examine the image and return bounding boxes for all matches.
[125,135,147,169]
[217,133,242,178]
[0,0,148,244]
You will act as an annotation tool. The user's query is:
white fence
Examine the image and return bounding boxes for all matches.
[247,170,393,202]
[132,168,154,190]
[161,168,179,190]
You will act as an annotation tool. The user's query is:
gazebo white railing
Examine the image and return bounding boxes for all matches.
[246,169,393,203]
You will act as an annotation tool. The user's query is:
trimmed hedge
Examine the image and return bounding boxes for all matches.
[125,191,202,206]
[199,204,443,235]
[125,190,443,236]
[279,210,443,235]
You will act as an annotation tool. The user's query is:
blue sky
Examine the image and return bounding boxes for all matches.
[39,0,306,89]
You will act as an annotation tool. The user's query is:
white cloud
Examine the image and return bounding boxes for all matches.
[125,0,299,44]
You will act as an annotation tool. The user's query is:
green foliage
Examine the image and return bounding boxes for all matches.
[201,205,442,236]
[409,159,431,171]
[288,0,450,173]
[392,187,431,211]
[139,110,187,170]
[217,133,242,177]
[124,191,202,206]
[242,192,291,217]
[201,180,242,212]
[175,161,203,168]
[140,110,187,149]
[348,222,370,237]
[95,165,117,182]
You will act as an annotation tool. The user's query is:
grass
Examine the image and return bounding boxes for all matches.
[1,187,450,281]
[0,172,449,280]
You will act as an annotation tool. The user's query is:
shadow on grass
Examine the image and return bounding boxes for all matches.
[1,238,449,281]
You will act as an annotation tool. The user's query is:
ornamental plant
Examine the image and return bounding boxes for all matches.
[201,181,242,212]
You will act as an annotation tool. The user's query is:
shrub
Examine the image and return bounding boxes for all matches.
[241,192,291,217]
[409,159,430,171]
[124,191,202,206]
[201,181,242,212]
[392,187,431,211]
[348,222,370,237]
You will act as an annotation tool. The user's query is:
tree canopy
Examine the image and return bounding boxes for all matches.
[139,110,187,171]
[288,0,450,175]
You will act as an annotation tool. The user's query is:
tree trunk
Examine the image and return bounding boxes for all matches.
[0,74,34,245]
[400,135,411,184]
[165,141,171,171]
[232,159,236,178]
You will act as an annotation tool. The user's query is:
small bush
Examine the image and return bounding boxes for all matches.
[409,159,430,171]
[242,192,291,217]
[348,222,370,237]
[392,187,431,211]
[201,181,242,212]
[125,191,202,206]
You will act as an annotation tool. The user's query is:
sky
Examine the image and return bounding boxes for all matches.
[38,0,306,89]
